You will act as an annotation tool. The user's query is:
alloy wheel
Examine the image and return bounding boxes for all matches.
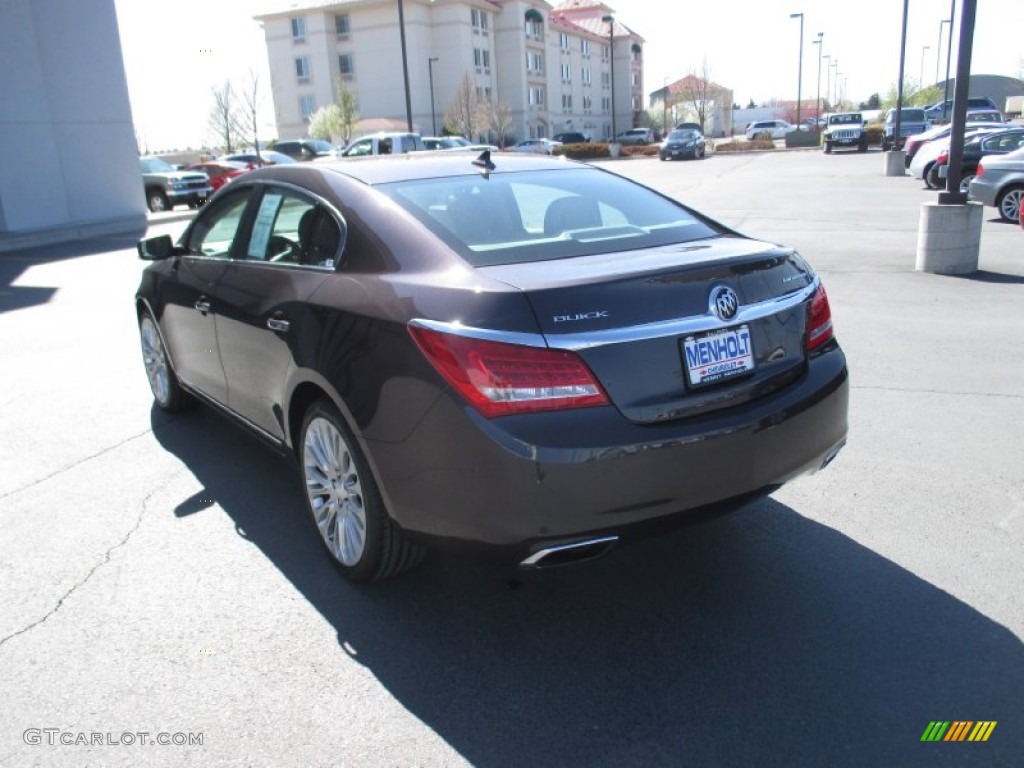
[140,316,171,405]
[303,417,367,566]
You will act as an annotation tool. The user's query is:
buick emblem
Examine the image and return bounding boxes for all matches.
[710,286,739,321]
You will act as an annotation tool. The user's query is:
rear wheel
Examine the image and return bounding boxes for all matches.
[300,399,424,582]
[926,165,943,190]
[958,173,975,196]
[996,186,1024,223]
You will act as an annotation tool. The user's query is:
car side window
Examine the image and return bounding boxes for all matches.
[345,139,371,157]
[245,188,343,267]
[186,188,254,259]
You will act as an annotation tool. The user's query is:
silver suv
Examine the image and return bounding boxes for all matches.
[339,133,425,157]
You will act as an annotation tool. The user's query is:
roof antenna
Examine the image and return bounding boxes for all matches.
[472,149,495,175]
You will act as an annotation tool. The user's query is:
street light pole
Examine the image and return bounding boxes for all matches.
[812,33,823,125]
[397,0,413,131]
[831,59,838,108]
[942,0,956,121]
[601,15,616,141]
[790,12,804,126]
[428,57,439,135]
[920,45,930,88]
[663,77,668,136]
[937,19,949,84]
[823,54,831,110]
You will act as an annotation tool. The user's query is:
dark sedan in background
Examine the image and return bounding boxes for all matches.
[659,128,706,161]
[136,154,848,582]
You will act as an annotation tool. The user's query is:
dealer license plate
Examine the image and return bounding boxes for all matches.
[682,325,755,387]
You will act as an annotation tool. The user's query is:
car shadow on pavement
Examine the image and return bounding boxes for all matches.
[154,406,1023,767]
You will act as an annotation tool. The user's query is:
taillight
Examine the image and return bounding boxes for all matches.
[976,163,984,178]
[409,325,610,418]
[936,151,949,164]
[806,283,834,352]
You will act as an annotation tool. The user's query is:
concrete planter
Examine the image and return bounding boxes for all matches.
[784,129,820,148]
[915,201,983,274]
[608,142,622,158]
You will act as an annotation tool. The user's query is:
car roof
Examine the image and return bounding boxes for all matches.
[246,152,579,186]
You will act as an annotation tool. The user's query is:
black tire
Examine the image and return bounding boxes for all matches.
[299,399,424,582]
[926,165,943,190]
[858,140,868,153]
[147,189,170,213]
[996,185,1024,223]
[187,201,198,210]
[659,153,666,161]
[138,311,191,412]
[881,140,889,153]
[824,142,832,154]
[922,162,938,189]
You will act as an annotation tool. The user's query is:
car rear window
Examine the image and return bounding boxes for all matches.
[380,168,722,267]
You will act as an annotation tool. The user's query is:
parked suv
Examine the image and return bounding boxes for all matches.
[615,128,655,145]
[745,120,795,140]
[881,108,929,151]
[822,112,867,153]
[924,96,998,124]
[271,139,337,161]
[339,133,424,157]
[139,156,213,213]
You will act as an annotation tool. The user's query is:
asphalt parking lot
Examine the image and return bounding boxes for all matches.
[1,150,1021,767]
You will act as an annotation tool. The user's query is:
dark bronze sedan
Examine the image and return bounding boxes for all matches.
[136,153,848,581]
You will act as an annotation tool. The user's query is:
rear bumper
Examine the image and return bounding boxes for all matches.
[368,345,849,556]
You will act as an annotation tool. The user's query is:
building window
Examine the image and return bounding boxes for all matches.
[561,63,571,82]
[601,71,610,87]
[300,95,316,120]
[291,17,306,41]
[335,14,350,37]
[561,94,572,110]
[528,86,545,107]
[602,96,610,112]
[581,39,590,55]
[338,54,354,77]
[582,66,591,85]
[482,49,490,69]
[295,56,311,82]
[475,48,482,67]
[559,32,570,50]
[601,45,609,61]
[525,19,544,39]
[472,9,488,31]
[527,52,544,74]
[632,73,640,87]
[583,95,592,111]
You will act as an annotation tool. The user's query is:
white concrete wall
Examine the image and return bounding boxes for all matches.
[0,0,145,238]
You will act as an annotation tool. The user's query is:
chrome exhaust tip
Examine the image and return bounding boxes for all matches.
[520,535,619,569]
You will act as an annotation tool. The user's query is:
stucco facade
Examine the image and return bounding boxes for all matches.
[0,0,145,249]
[255,0,643,143]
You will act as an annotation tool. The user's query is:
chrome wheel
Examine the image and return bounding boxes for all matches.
[140,315,171,405]
[304,416,366,567]
[998,187,1023,223]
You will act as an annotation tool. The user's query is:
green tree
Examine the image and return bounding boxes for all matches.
[307,105,343,141]
[335,76,359,143]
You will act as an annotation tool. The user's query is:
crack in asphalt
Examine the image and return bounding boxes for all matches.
[0,425,166,502]
[0,475,178,649]
[852,384,1024,400]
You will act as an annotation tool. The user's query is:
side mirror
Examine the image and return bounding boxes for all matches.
[137,234,177,260]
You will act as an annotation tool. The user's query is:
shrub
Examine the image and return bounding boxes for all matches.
[864,125,883,145]
[552,142,609,159]
[716,140,775,152]
[622,144,660,157]
[753,131,775,141]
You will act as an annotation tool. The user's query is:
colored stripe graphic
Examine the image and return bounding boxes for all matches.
[920,721,996,742]
[921,722,950,741]
[968,722,997,742]
[945,721,972,741]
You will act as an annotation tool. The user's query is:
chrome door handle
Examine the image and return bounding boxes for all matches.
[267,317,290,332]
[194,299,211,313]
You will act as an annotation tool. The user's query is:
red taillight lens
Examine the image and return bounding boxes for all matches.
[936,151,949,164]
[976,163,985,178]
[806,283,834,352]
[409,325,610,418]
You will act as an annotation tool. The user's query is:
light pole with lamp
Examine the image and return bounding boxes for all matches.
[942,0,956,121]
[662,77,669,137]
[920,45,930,89]
[601,14,616,142]
[790,12,804,126]
[397,0,413,131]
[428,57,439,135]
[831,60,838,107]
[811,32,823,126]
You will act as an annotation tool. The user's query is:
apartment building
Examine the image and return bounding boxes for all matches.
[255,0,644,143]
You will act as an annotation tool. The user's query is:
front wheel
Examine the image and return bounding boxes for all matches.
[147,189,170,213]
[996,186,1024,223]
[858,140,868,153]
[139,312,191,412]
[823,142,832,154]
[300,399,424,582]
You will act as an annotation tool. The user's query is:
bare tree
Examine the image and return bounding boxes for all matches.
[444,73,480,139]
[240,70,263,158]
[476,100,513,148]
[676,58,716,134]
[208,80,246,152]
[335,76,359,143]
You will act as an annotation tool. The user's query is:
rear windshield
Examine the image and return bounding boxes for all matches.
[890,109,926,122]
[829,114,862,125]
[380,168,722,267]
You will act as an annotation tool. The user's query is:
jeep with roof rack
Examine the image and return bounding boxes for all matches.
[822,112,868,154]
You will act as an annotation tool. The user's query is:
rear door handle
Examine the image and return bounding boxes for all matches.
[194,298,211,313]
[267,317,290,332]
